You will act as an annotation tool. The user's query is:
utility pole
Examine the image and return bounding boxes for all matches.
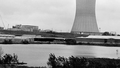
[116,49,119,59]
[7,24,9,29]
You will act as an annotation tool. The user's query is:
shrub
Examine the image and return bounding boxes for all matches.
[2,39,13,44]
[47,54,120,68]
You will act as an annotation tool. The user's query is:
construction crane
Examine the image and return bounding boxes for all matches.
[0,14,6,29]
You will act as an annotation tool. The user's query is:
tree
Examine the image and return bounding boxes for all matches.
[102,32,110,36]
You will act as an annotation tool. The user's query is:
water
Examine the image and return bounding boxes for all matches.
[0,44,120,66]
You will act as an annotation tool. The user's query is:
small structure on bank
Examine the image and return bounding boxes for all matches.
[75,35,120,45]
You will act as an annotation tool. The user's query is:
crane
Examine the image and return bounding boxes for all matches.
[0,14,6,29]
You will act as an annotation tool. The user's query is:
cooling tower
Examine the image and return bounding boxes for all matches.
[71,0,99,33]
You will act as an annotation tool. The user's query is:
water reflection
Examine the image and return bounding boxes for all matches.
[93,46,119,58]
[71,45,95,58]
[0,44,120,66]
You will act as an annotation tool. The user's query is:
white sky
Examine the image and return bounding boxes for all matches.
[0,0,120,33]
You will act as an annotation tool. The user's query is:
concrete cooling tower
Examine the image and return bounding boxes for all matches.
[71,0,99,33]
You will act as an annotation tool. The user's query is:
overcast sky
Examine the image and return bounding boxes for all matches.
[0,0,120,33]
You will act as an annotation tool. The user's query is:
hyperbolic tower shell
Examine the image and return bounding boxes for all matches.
[71,0,99,33]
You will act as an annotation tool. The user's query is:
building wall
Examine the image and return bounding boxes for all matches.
[21,25,38,31]
[75,38,120,44]
[71,0,99,33]
[13,25,39,32]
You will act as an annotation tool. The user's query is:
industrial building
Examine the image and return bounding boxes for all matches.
[75,35,120,45]
[12,24,39,32]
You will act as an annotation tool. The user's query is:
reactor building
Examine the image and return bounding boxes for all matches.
[71,0,99,34]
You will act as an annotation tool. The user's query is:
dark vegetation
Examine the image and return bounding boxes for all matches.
[0,30,36,35]
[65,39,77,44]
[0,30,88,38]
[21,40,29,44]
[0,53,46,68]
[2,39,13,44]
[47,54,120,68]
[1,53,120,68]
[102,32,116,36]
[42,32,88,38]
[0,53,27,68]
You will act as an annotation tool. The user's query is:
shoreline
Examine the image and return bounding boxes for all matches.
[1,41,120,47]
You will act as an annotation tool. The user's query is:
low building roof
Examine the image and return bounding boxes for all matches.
[77,35,120,39]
